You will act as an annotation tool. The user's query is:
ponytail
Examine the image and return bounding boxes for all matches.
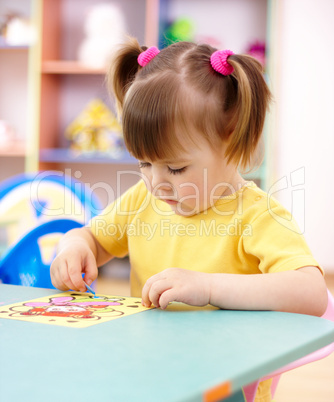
[107,37,146,114]
[224,55,272,171]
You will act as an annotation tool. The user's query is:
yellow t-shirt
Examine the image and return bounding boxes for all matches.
[90,180,321,297]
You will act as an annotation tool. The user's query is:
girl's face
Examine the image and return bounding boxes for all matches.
[139,134,246,216]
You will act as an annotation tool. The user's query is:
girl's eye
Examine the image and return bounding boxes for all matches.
[168,166,187,175]
[138,162,151,169]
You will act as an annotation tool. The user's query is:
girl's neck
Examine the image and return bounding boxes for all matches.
[219,172,248,197]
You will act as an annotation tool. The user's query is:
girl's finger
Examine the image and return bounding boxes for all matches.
[142,280,153,307]
[158,288,179,310]
[148,279,172,308]
[67,261,86,292]
[52,261,72,291]
[82,253,98,286]
[59,260,79,291]
[142,271,168,307]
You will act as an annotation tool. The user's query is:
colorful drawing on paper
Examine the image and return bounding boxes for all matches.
[0,292,153,328]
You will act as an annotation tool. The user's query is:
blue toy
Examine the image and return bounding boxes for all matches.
[0,218,83,288]
[0,170,102,254]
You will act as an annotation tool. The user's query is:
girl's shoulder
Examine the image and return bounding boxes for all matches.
[241,181,295,225]
[242,181,270,205]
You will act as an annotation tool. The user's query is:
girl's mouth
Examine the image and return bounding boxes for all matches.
[163,199,178,205]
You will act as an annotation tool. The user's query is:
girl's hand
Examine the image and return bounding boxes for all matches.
[141,268,211,309]
[50,240,98,292]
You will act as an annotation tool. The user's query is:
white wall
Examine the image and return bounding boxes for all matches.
[271,0,334,271]
[168,0,267,52]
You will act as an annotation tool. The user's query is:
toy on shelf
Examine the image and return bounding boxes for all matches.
[77,3,126,69]
[246,40,266,69]
[0,11,36,46]
[65,99,124,158]
[162,18,195,47]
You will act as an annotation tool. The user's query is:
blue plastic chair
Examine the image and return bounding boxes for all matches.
[0,219,83,288]
[0,170,102,253]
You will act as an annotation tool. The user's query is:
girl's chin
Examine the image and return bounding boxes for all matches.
[170,204,200,217]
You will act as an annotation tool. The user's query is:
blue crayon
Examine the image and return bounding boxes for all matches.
[83,281,97,298]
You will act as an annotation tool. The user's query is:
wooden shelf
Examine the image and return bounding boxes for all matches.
[39,148,138,164]
[41,60,106,75]
[0,37,30,50]
[0,45,29,51]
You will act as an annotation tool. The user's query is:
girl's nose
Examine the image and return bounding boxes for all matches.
[151,176,171,191]
[151,168,171,190]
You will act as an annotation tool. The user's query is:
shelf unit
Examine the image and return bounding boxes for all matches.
[27,0,157,172]
[0,44,29,50]
[41,60,106,75]
[0,0,32,181]
[39,148,137,165]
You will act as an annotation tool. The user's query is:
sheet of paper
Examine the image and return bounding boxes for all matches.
[0,292,153,328]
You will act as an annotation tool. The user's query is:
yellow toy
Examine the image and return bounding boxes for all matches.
[65,99,123,157]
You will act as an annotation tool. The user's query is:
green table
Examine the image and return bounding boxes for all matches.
[1,284,333,402]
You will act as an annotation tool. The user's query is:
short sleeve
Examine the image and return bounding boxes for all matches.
[242,204,323,274]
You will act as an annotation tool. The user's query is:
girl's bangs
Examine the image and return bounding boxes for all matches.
[121,75,206,162]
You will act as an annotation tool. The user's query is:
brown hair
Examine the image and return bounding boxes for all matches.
[108,37,272,171]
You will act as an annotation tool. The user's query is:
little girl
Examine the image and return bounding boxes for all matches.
[51,38,327,401]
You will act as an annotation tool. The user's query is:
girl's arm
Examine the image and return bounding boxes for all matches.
[141,266,328,316]
[50,227,113,292]
[208,266,327,316]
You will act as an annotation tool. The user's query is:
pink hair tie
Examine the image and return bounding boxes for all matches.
[210,49,234,76]
[138,46,160,67]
